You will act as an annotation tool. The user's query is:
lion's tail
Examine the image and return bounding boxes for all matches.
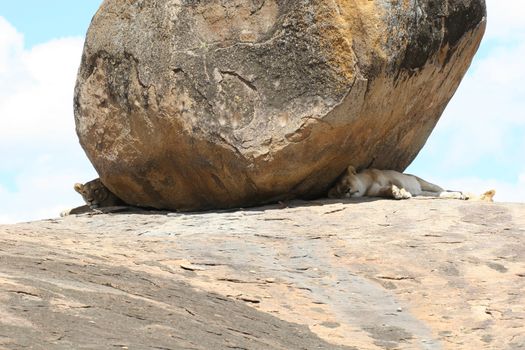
[415,176,444,193]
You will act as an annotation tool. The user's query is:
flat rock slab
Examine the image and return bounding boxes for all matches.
[1,199,524,349]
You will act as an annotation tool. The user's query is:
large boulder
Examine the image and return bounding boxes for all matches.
[74,0,486,211]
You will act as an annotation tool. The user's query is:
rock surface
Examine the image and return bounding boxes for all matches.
[2,198,524,349]
[74,0,487,211]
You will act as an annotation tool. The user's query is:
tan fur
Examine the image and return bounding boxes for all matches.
[328,166,495,201]
[463,189,496,202]
[73,178,124,208]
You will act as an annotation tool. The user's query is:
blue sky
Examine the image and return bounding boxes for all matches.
[0,1,524,223]
[1,1,100,48]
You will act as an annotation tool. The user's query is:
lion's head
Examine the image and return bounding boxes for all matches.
[328,166,361,198]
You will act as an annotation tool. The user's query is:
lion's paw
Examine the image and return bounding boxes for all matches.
[392,185,412,200]
[400,188,412,199]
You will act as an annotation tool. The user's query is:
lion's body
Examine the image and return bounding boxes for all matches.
[328,166,495,201]
[73,178,125,208]
[61,178,125,217]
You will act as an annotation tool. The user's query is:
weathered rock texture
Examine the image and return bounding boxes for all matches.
[75,0,487,210]
[1,199,524,349]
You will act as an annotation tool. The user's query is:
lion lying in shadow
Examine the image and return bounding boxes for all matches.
[62,167,495,217]
[60,178,127,216]
[328,166,495,201]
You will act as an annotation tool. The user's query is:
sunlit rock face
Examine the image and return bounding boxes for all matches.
[74,0,486,210]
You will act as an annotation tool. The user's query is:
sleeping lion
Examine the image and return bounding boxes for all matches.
[328,166,495,201]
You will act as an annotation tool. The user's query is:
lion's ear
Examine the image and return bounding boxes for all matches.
[74,183,84,193]
[347,166,357,175]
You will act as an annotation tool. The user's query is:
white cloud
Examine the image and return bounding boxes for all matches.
[0,17,24,74]
[0,17,96,224]
[426,40,525,166]
[1,37,83,142]
[485,0,525,41]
